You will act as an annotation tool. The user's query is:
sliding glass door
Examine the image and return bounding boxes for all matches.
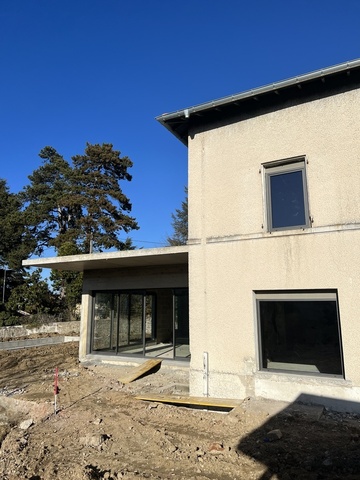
[91,289,189,360]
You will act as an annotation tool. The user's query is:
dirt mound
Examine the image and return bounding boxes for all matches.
[0,343,359,479]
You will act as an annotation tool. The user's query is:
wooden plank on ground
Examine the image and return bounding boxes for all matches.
[119,359,162,384]
[135,393,242,409]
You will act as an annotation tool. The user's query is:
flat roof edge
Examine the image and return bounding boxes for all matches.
[22,246,189,271]
[23,245,188,264]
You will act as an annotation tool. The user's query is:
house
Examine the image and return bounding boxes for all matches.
[24,59,360,412]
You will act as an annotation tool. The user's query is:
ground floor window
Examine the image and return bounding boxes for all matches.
[91,288,189,360]
[256,291,344,377]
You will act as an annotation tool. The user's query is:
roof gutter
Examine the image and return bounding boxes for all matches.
[156,58,360,145]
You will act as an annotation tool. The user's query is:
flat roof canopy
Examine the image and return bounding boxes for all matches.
[22,246,188,272]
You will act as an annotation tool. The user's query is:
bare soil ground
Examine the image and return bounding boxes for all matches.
[0,342,360,480]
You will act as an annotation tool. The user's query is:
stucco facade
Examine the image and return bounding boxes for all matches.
[184,72,360,410]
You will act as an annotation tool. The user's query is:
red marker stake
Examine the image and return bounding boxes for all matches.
[54,367,59,414]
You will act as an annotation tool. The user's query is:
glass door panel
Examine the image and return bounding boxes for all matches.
[129,294,143,346]
[145,294,155,342]
[117,293,144,354]
[118,294,129,349]
[92,292,114,352]
[145,293,166,357]
[111,293,119,351]
[174,289,190,359]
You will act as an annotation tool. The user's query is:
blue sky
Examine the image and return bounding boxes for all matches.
[1,1,360,253]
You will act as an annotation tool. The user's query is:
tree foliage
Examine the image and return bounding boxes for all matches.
[0,179,33,269]
[167,187,188,246]
[71,143,138,252]
[0,142,139,325]
[22,143,138,255]
[6,269,58,317]
[49,242,83,320]
[21,146,80,254]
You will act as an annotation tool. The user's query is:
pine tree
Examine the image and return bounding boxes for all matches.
[167,187,188,246]
[22,143,139,254]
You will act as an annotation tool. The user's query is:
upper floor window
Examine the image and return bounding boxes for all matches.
[264,157,310,232]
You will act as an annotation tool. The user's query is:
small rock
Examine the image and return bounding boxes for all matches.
[208,442,225,455]
[80,434,107,447]
[19,437,27,446]
[264,429,282,442]
[93,418,102,425]
[19,419,33,431]
[323,458,332,466]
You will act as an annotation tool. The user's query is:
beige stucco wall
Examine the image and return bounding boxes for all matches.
[188,88,360,410]
[189,89,360,240]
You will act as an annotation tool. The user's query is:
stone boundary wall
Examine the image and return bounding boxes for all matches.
[0,336,79,350]
[0,321,80,340]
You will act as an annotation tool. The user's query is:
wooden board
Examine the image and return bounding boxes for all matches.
[119,359,162,384]
[135,393,242,409]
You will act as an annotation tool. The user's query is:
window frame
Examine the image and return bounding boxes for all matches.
[255,290,344,378]
[264,156,310,232]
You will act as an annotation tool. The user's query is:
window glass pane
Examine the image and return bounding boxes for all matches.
[259,299,343,376]
[270,170,306,229]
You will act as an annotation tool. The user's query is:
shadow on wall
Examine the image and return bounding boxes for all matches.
[237,394,360,480]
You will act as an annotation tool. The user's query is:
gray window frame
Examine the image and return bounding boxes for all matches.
[255,290,344,378]
[264,157,310,232]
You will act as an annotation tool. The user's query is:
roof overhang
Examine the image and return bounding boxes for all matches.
[156,59,360,146]
[22,246,189,272]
